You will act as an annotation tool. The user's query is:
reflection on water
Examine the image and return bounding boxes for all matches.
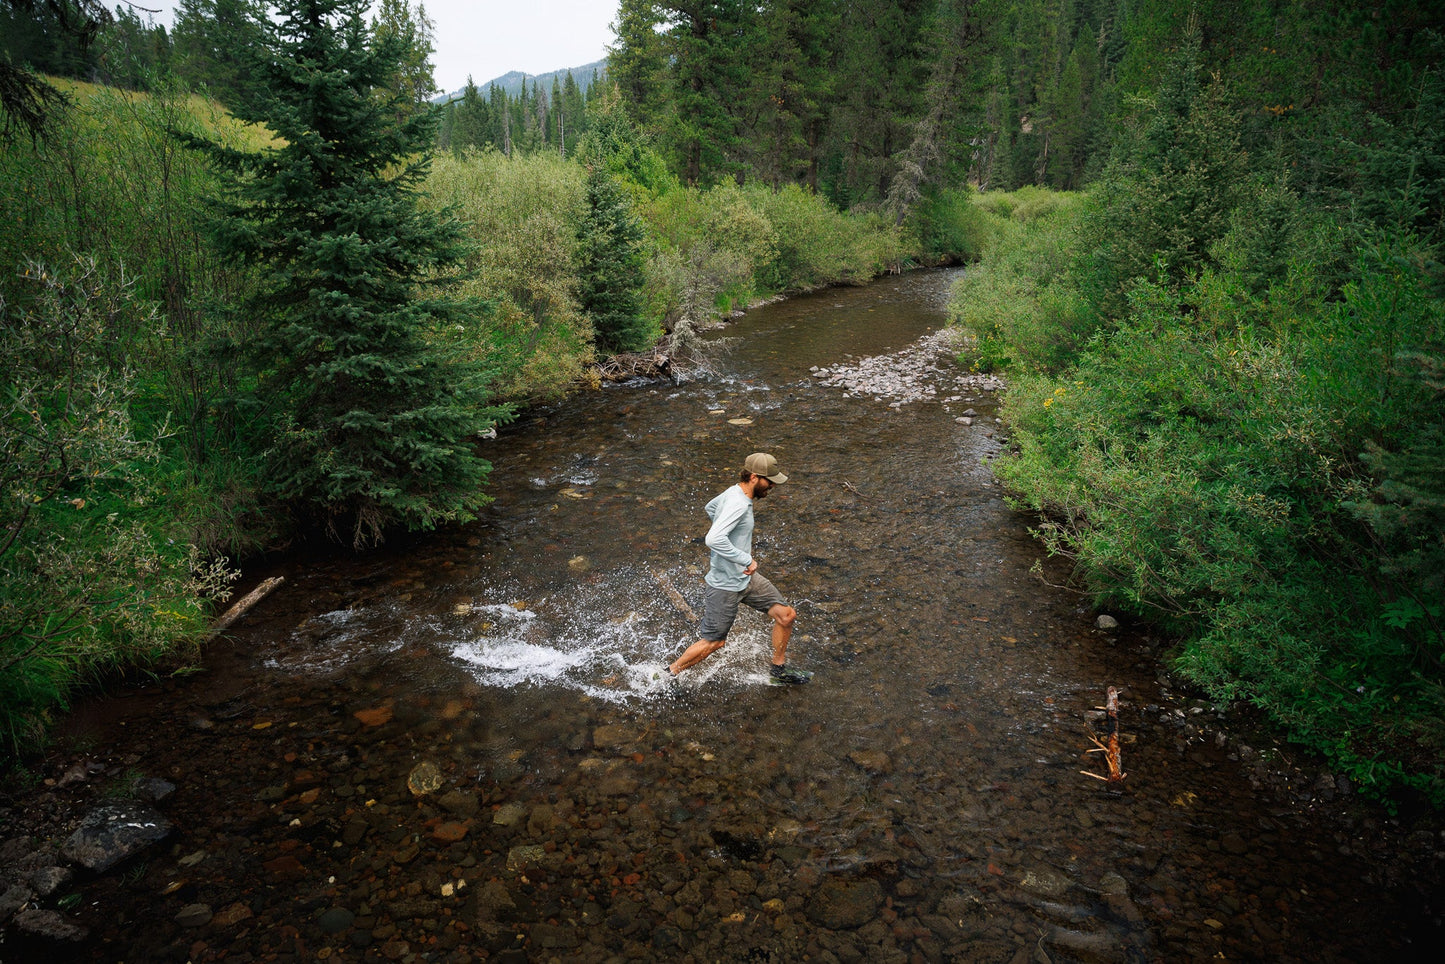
[58,269,1436,963]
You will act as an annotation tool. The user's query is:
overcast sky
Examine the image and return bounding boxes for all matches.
[138,1,619,95]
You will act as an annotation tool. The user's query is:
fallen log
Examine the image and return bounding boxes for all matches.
[1082,685,1126,784]
[651,569,699,625]
[207,576,285,641]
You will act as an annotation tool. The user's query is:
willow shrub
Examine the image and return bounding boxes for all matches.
[424,150,593,402]
[911,186,998,265]
[744,183,902,291]
[0,80,272,555]
[643,182,777,316]
[995,235,1445,803]
[1,260,236,754]
[948,188,1093,372]
[641,180,909,317]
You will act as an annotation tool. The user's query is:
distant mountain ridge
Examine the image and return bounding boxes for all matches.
[432,58,608,104]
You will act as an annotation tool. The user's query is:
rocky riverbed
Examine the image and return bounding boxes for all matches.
[2,649,1441,963]
[809,329,1005,411]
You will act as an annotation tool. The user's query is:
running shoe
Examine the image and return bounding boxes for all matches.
[768,664,813,686]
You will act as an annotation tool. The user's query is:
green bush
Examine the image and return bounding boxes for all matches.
[744,182,898,291]
[947,189,1092,372]
[425,150,593,400]
[994,235,1445,802]
[1,259,235,753]
[910,186,998,264]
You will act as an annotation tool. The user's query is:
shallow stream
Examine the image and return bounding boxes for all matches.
[30,269,1440,963]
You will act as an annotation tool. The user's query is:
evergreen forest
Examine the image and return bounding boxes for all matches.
[1,0,1442,806]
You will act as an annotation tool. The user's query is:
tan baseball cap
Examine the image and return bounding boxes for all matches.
[744,452,787,484]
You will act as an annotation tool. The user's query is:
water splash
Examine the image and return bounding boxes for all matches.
[440,573,789,702]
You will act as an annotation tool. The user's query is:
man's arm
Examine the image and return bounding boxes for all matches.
[704,498,753,569]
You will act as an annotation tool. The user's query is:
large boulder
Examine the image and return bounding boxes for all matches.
[60,803,172,873]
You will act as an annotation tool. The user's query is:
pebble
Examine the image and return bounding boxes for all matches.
[406,761,444,796]
[493,802,527,826]
[318,907,356,933]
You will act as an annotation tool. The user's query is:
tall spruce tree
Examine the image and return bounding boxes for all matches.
[577,165,651,354]
[608,0,667,129]
[170,0,266,106]
[370,0,437,118]
[188,0,506,546]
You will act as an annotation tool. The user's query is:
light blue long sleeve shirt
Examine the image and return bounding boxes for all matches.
[703,485,755,591]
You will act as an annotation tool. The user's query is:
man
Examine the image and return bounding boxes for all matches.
[668,452,812,685]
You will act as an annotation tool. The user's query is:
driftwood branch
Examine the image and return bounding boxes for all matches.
[651,569,698,625]
[595,348,674,383]
[207,576,284,641]
[1081,685,1126,783]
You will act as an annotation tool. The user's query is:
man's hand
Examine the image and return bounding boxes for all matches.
[744,560,758,576]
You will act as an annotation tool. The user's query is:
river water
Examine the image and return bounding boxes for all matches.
[34,270,1439,962]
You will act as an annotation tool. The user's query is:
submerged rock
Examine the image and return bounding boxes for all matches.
[406,761,444,796]
[807,878,884,929]
[60,803,171,873]
[1018,865,1073,897]
[12,906,86,942]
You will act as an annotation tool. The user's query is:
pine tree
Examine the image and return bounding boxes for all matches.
[170,0,265,106]
[885,0,992,223]
[370,0,437,118]
[1080,27,1247,318]
[577,166,652,354]
[489,82,511,155]
[450,76,488,151]
[562,72,586,143]
[550,76,564,152]
[186,0,507,546]
[1044,40,1086,188]
[652,1,753,185]
[818,0,933,205]
[437,98,454,149]
[608,0,667,128]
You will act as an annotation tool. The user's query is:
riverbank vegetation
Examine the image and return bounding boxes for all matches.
[3,0,1442,810]
[951,24,1444,804]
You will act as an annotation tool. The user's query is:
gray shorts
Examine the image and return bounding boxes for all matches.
[698,574,788,642]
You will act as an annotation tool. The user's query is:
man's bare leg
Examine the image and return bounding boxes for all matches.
[768,604,797,666]
[670,638,726,675]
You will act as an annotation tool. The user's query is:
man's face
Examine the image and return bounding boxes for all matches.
[753,476,773,499]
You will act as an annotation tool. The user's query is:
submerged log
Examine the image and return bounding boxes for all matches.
[207,576,285,641]
[651,569,699,625]
[1082,685,1126,783]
